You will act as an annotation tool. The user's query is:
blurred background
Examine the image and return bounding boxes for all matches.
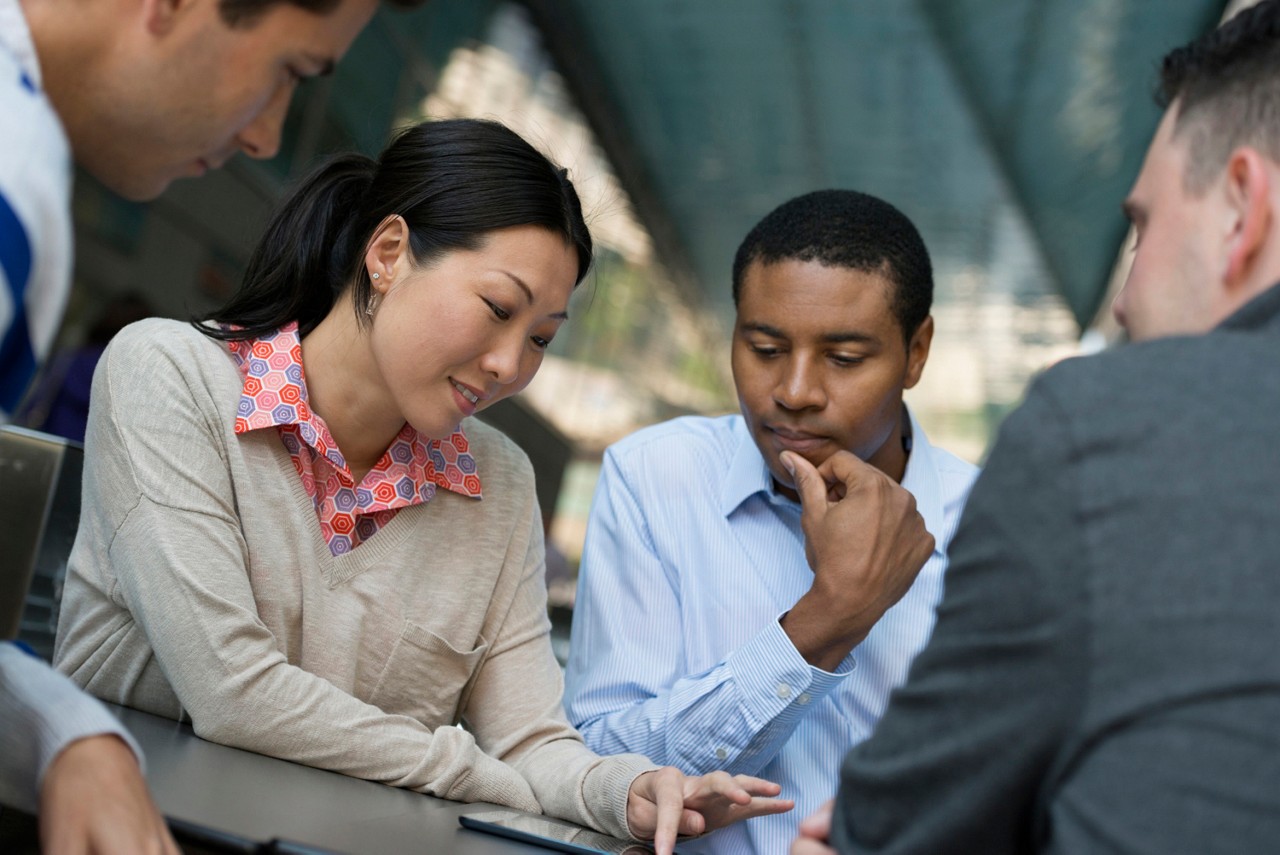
[22,0,1245,605]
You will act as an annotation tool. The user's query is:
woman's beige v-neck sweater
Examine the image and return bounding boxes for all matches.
[53,319,652,838]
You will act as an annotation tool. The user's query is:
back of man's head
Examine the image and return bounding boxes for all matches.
[731,189,933,342]
[1159,0,1280,190]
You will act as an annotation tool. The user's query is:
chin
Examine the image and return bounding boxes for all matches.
[108,173,173,203]
[423,419,463,440]
[770,467,796,493]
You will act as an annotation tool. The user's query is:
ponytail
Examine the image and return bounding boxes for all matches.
[196,119,592,343]
[197,154,376,340]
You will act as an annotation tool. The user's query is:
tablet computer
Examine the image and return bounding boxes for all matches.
[459,809,676,855]
[166,816,345,855]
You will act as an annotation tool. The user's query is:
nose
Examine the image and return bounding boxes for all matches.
[772,355,825,411]
[479,335,524,387]
[235,85,291,160]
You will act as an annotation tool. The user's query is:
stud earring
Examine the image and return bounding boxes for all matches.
[371,272,380,281]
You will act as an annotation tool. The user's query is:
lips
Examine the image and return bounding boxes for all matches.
[765,423,829,452]
[451,379,480,405]
[450,378,489,418]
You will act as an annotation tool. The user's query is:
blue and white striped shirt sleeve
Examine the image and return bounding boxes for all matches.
[564,448,850,777]
[0,37,74,419]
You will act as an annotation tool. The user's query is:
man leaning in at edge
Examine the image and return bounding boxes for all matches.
[0,0,417,850]
[794,1,1280,851]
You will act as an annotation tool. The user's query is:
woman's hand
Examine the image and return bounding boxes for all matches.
[626,767,793,854]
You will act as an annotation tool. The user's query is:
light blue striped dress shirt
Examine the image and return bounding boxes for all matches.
[564,411,978,854]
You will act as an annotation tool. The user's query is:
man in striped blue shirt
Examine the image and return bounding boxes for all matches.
[565,190,978,854]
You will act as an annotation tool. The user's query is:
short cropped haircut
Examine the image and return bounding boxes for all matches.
[731,189,933,342]
[218,0,424,28]
[1159,0,1280,191]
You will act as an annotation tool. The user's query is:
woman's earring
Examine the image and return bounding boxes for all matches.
[367,272,382,316]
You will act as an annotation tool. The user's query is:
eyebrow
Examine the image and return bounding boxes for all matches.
[823,331,878,345]
[501,270,569,321]
[741,322,876,344]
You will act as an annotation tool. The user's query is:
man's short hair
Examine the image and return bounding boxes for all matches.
[1159,0,1280,191]
[218,0,422,28]
[731,189,933,341]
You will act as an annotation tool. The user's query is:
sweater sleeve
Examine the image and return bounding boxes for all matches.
[829,380,1087,854]
[459,484,656,840]
[55,328,541,811]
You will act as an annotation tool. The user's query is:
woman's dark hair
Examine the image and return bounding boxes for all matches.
[197,118,592,341]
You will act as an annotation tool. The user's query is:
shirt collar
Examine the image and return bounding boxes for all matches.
[899,407,946,558]
[721,416,787,516]
[1219,279,1280,332]
[719,408,947,556]
[0,0,42,91]
[226,322,481,499]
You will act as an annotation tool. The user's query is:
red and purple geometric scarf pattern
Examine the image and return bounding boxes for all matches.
[226,322,481,556]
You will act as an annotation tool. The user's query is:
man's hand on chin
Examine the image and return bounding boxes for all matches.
[780,450,935,672]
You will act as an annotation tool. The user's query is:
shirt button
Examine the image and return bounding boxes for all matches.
[776,684,791,700]
[797,693,812,705]
[715,747,728,761]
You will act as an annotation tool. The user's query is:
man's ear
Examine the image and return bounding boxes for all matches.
[1222,146,1273,292]
[902,314,934,391]
[363,215,412,294]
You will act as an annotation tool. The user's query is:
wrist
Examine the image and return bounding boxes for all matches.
[780,603,862,672]
[42,734,140,802]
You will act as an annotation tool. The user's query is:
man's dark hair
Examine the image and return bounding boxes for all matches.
[731,189,933,342]
[218,0,423,28]
[1159,0,1280,191]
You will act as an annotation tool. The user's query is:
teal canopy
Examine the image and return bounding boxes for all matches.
[520,0,1224,328]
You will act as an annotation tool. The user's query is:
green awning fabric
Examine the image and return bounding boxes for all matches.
[523,0,1224,329]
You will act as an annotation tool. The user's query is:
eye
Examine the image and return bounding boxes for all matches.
[484,299,511,321]
[830,354,865,367]
[749,343,782,358]
[531,335,551,350]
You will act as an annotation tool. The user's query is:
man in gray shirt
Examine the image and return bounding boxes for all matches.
[793,1,1280,851]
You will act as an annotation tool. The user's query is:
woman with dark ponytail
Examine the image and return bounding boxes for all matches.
[51,119,791,851]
